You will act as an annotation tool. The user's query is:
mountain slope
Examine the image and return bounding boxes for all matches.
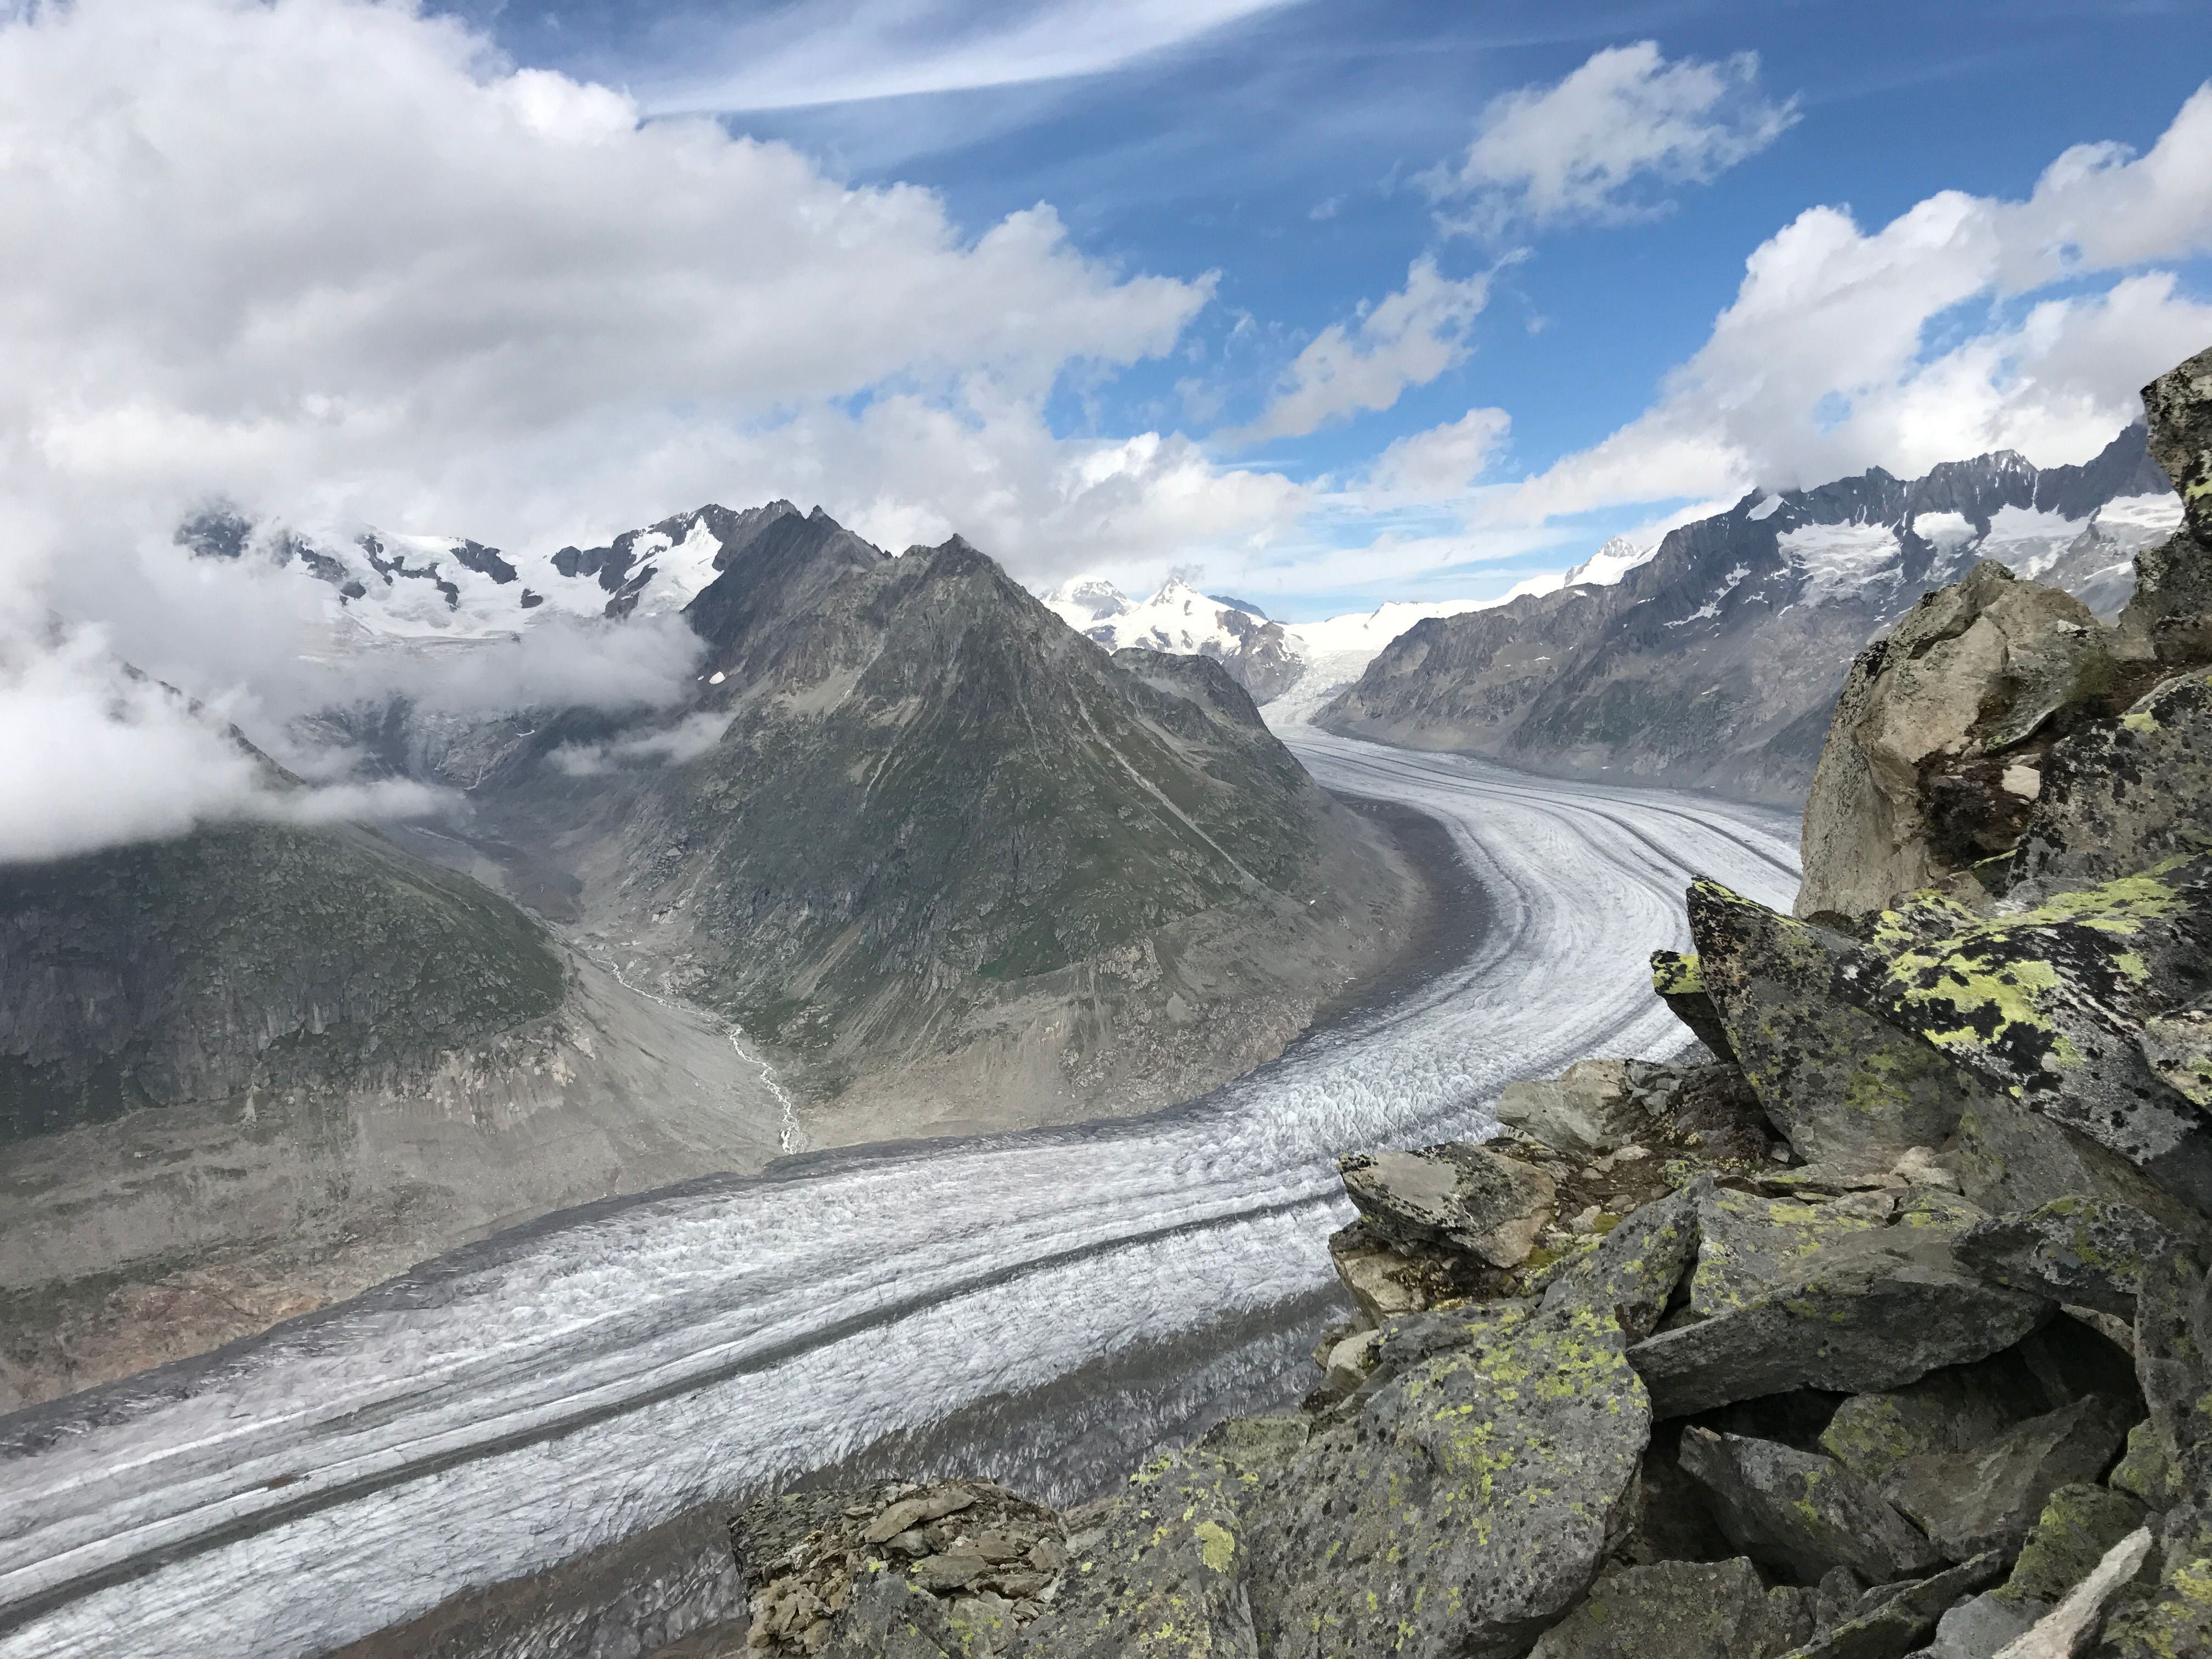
[1,795,786,1409]
[1318,425,2177,802]
[455,523,1420,1139]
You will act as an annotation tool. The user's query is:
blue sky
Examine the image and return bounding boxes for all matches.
[418,0,2212,617]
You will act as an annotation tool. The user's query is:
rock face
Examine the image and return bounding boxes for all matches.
[1678,1427,1947,1582]
[1796,563,2148,921]
[1524,1558,1810,1659]
[1317,425,2175,803]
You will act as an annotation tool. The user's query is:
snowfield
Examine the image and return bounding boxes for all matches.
[0,726,1798,1658]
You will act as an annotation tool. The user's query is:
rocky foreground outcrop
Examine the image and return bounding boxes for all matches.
[362,350,2212,1659]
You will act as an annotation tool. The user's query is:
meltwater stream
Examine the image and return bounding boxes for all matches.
[0,730,1800,1658]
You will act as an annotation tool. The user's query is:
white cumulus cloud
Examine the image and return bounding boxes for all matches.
[1434,42,1798,237]
[1221,258,1508,445]
[1489,83,2212,524]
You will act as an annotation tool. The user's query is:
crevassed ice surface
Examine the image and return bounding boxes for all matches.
[0,727,1800,1659]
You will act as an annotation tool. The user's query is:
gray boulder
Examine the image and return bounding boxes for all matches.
[1797,558,2140,922]
[1337,1142,1558,1269]
[1686,881,1971,1166]
[1835,861,2212,1219]
[1527,1558,1812,1658]
[1997,1526,2154,1659]
[1956,1200,2185,1319]
[820,1576,964,1659]
[1881,1395,2137,1561]
[1498,1058,1650,1156]
[1678,1428,1946,1584]
[1690,1184,1896,1319]
[1630,1229,2053,1419]
[1538,1181,1703,1341]
[1911,1591,2046,1659]
[1249,1299,1649,1659]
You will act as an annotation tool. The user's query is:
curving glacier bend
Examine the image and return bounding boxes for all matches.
[0,729,1800,1658]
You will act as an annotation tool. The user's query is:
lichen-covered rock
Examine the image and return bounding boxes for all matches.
[1948,1097,2204,1245]
[1797,558,2141,923]
[1881,1394,2138,1561]
[2108,1421,2181,1510]
[820,1573,966,1659]
[1996,1483,2148,1606]
[1838,861,2212,1218]
[1538,1182,1703,1341]
[2119,345,2212,666]
[1779,1553,2005,1659]
[1630,1228,2053,1419]
[1819,1361,2042,1485]
[1652,949,1740,1061]
[2131,1250,2212,1473]
[2010,670,2212,893]
[1958,1200,2185,1319]
[1249,1300,1649,1659]
[1526,1558,1812,1658]
[1690,1186,1896,1318]
[2090,1511,2212,1659]
[1017,1446,1259,1659]
[1498,1058,1651,1157]
[1687,882,1971,1165]
[1678,1428,1946,1584]
[1337,1142,1559,1269]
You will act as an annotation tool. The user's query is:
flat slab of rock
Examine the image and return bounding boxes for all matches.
[1249,1300,1649,1659]
[1990,1527,2152,1659]
[1956,1199,2184,1318]
[1882,1396,2136,1561]
[1338,1141,1557,1268]
[1678,1428,1946,1584]
[1527,1558,1811,1658]
[1630,1229,2053,1419]
[1690,1186,1895,1319]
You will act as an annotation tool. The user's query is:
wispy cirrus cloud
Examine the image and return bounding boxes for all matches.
[641,0,1299,115]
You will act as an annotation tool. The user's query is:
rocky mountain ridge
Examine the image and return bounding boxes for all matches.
[1318,425,2180,802]
[372,347,2212,1659]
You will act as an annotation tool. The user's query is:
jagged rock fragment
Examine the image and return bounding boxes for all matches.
[1327,1220,1486,1325]
[1250,1300,1649,1659]
[1687,881,1972,1165]
[1881,1395,2137,1561]
[1336,1141,1557,1268]
[1779,1553,2005,1659]
[1526,1558,1812,1658]
[2106,1421,2179,1510]
[819,1574,964,1658]
[1957,1200,2183,1319]
[1652,949,1739,1061]
[1630,1229,2052,1419]
[1538,1181,1703,1341]
[1678,1427,1946,1584]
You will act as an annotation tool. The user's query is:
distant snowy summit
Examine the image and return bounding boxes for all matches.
[177,499,816,641]
[1043,534,1655,713]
